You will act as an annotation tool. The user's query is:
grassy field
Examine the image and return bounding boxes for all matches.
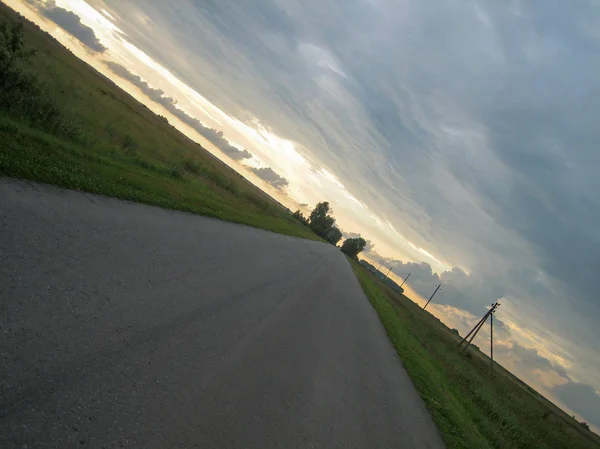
[0,4,317,240]
[351,260,600,449]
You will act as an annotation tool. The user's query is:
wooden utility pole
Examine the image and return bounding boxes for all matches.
[457,307,493,348]
[490,311,494,376]
[461,316,488,352]
[399,272,411,288]
[423,284,441,310]
[382,264,395,281]
[458,302,500,369]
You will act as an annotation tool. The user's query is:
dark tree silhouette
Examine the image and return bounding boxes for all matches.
[304,202,366,249]
[308,201,335,238]
[0,20,36,81]
[341,237,367,259]
[292,209,308,226]
[325,226,342,245]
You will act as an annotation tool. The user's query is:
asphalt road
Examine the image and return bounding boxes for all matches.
[0,178,444,449]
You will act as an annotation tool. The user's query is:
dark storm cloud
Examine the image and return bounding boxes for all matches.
[469,1,600,315]
[553,381,600,429]
[364,250,503,317]
[105,62,252,161]
[493,341,600,429]
[249,167,288,190]
[34,1,106,52]
[507,343,569,379]
[105,62,171,105]
[199,129,253,161]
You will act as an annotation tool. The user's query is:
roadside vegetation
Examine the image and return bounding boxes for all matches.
[292,201,367,257]
[351,260,600,449]
[0,5,316,240]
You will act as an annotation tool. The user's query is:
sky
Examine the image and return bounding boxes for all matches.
[8,0,600,431]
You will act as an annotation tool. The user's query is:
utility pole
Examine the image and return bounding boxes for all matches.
[458,309,491,347]
[399,272,411,288]
[458,302,500,368]
[382,264,395,281]
[490,311,494,376]
[423,284,441,310]
[457,309,492,348]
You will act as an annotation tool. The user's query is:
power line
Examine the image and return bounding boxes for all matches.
[458,302,500,351]
[399,272,411,288]
[458,308,492,347]
[382,264,395,281]
[458,302,501,376]
[423,284,441,310]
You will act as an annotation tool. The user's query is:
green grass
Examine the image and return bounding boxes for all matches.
[350,259,600,449]
[0,4,317,241]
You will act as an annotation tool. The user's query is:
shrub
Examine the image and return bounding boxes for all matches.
[169,167,183,179]
[183,158,201,174]
[0,17,75,137]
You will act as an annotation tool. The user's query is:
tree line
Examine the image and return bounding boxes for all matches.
[293,202,367,259]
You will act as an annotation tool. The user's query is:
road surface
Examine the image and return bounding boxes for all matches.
[0,179,444,448]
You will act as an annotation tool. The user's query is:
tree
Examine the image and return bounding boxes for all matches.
[341,237,367,259]
[580,421,590,431]
[325,226,342,245]
[308,201,335,238]
[292,209,308,226]
[0,19,36,82]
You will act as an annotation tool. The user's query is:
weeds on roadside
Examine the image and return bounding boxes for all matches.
[0,18,76,137]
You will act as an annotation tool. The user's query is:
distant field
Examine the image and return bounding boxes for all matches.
[0,4,317,240]
[351,260,600,449]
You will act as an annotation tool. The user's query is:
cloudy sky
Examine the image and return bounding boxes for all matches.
[8,0,600,430]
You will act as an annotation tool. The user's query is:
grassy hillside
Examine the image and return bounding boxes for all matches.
[0,4,317,240]
[351,260,600,449]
